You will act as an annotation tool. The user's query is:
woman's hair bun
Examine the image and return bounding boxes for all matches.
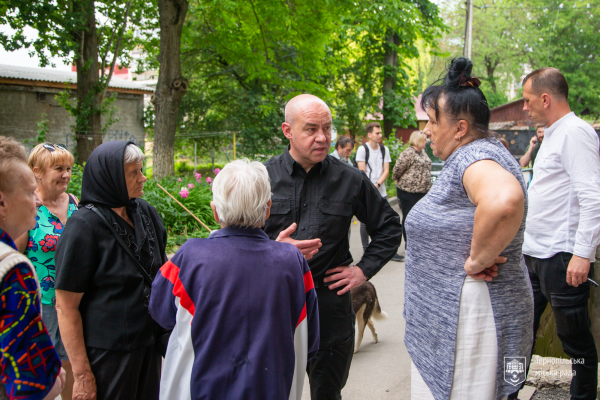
[445,57,474,89]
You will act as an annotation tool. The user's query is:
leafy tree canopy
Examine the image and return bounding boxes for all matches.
[163,0,445,157]
[421,0,600,116]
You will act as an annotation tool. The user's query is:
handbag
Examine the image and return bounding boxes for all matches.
[86,204,172,356]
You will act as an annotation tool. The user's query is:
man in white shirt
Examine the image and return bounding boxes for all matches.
[512,68,600,400]
[356,122,403,262]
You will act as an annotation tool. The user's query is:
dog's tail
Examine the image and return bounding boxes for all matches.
[372,295,388,321]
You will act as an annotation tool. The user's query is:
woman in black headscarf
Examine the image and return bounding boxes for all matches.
[54,141,168,400]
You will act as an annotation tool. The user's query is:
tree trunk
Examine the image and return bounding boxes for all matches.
[484,55,498,94]
[152,0,189,180]
[382,31,399,138]
[75,0,103,162]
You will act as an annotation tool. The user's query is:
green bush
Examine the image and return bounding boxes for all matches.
[66,163,83,199]
[143,177,219,252]
[175,160,195,173]
[383,136,409,198]
[192,163,226,177]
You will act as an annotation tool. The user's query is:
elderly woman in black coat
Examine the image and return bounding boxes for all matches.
[55,141,168,400]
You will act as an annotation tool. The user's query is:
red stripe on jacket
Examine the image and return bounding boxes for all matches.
[160,260,196,317]
[296,304,307,328]
[303,270,314,293]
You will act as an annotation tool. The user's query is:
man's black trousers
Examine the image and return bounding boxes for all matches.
[517,253,598,400]
[307,286,355,400]
[396,189,426,247]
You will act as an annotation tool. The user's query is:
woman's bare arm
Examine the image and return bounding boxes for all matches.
[42,368,66,400]
[56,289,97,400]
[463,159,525,279]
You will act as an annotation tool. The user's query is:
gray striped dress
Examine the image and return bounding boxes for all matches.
[404,138,534,400]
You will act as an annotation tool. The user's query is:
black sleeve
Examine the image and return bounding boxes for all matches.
[55,211,100,293]
[138,199,169,265]
[354,173,402,279]
[150,205,168,264]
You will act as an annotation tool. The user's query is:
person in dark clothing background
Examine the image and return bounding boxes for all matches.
[55,141,168,400]
[519,124,544,168]
[263,94,402,400]
[330,135,354,166]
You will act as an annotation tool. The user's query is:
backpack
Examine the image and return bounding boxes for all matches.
[362,142,386,179]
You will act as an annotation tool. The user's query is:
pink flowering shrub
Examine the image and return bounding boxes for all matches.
[214,168,221,175]
[177,178,182,182]
[194,172,202,182]
[188,183,195,189]
[142,177,220,251]
[206,177,213,184]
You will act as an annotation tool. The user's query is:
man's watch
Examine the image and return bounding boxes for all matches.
[375,182,381,188]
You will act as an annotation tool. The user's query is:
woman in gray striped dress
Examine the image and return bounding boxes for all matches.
[403,58,533,400]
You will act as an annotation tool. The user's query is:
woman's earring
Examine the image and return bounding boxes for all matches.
[458,136,461,142]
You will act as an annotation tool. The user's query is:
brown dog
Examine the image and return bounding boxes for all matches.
[351,281,388,353]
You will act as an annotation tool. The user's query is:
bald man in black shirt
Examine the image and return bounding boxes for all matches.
[263,94,402,400]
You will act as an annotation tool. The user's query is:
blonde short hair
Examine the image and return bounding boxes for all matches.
[0,136,28,193]
[28,143,74,175]
[409,131,426,148]
[212,159,271,228]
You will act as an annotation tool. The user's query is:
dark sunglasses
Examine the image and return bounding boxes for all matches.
[42,143,68,152]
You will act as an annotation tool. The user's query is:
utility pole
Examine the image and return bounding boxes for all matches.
[463,0,473,59]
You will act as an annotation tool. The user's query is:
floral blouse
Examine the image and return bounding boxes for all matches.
[392,146,432,193]
[24,195,78,306]
[0,229,61,400]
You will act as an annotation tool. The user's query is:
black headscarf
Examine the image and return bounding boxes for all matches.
[80,141,157,273]
[80,140,134,208]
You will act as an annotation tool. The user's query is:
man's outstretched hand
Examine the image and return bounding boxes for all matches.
[276,223,322,260]
[324,265,367,295]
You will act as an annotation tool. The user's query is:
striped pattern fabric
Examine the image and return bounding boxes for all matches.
[404,138,534,400]
[149,226,319,400]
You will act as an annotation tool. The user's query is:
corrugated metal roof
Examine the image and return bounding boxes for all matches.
[0,63,154,92]
[490,98,524,112]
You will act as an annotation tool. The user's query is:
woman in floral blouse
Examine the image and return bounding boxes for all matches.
[15,143,76,400]
[392,131,432,246]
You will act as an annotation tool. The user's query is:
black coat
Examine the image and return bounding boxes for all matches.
[55,141,167,350]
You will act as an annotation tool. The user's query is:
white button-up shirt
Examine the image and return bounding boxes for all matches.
[523,112,600,261]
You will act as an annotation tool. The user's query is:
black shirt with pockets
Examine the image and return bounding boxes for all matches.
[263,146,402,285]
